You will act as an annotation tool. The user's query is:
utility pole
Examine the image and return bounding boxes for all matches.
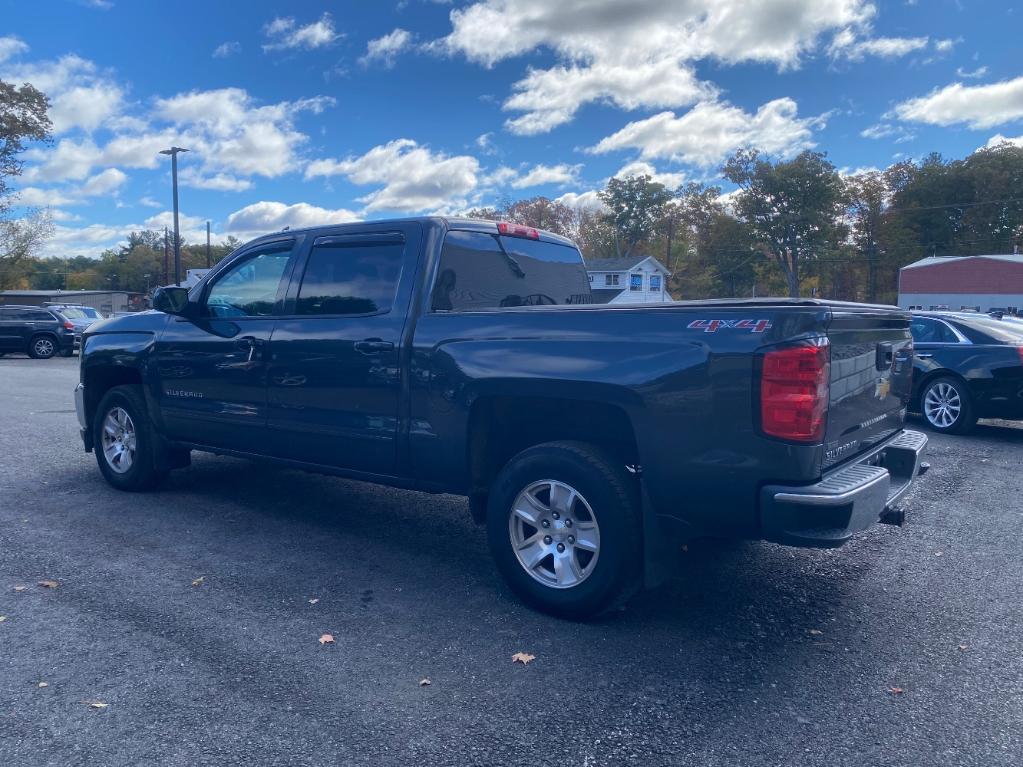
[206,221,211,268]
[163,227,169,285]
[159,146,189,285]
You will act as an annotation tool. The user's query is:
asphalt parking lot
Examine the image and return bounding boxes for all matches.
[1,355,1022,767]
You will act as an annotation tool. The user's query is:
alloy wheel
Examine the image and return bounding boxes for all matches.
[101,406,137,474]
[33,338,54,357]
[508,479,601,589]
[924,381,962,429]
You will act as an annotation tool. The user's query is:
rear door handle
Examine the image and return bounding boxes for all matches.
[354,338,394,355]
[916,353,933,359]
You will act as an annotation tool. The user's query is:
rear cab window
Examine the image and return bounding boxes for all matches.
[431,229,591,311]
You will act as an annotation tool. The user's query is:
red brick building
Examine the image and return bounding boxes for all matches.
[898,254,1023,313]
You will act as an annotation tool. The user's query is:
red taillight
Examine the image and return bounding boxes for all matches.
[63,321,75,330]
[760,341,830,443]
[1017,346,1023,365]
[497,222,540,240]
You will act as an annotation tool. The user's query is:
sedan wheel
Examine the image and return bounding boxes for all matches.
[921,376,976,434]
[923,381,961,429]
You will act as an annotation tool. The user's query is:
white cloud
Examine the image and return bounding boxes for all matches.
[263,13,340,52]
[437,0,873,134]
[0,35,28,63]
[893,76,1023,129]
[213,41,241,58]
[591,98,822,167]
[554,190,605,213]
[614,161,685,189]
[306,139,480,213]
[178,168,253,192]
[23,138,102,182]
[1,53,123,133]
[139,196,162,208]
[860,123,915,142]
[985,134,1023,149]
[153,88,335,178]
[359,28,412,68]
[503,59,714,136]
[81,167,127,196]
[829,31,929,61]
[934,38,957,53]
[15,187,76,207]
[956,66,988,79]
[226,201,360,237]
[510,163,581,188]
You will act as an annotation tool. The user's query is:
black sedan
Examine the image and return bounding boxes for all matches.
[909,312,1023,433]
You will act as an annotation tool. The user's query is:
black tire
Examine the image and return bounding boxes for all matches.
[920,375,977,435]
[27,334,57,359]
[93,384,167,491]
[486,441,642,619]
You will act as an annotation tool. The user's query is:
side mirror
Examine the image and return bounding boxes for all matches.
[152,286,191,316]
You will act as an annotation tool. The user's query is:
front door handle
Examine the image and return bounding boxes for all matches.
[236,335,266,362]
[354,338,394,355]
[916,353,933,359]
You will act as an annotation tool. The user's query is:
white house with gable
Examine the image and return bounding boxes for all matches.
[584,256,673,304]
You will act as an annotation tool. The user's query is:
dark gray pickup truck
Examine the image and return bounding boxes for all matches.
[75,217,928,617]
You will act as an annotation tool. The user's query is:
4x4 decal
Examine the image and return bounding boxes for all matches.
[688,319,773,333]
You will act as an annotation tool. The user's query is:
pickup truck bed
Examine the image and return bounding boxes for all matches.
[75,217,928,617]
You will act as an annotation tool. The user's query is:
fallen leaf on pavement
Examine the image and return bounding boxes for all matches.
[958,644,968,651]
[511,652,535,665]
[889,687,904,695]
[13,586,26,592]
[191,576,205,587]
[808,629,824,636]
[319,633,335,645]
[0,616,6,622]
[85,700,109,709]
[38,580,59,589]
[38,682,48,688]
[419,678,431,687]
[308,598,319,605]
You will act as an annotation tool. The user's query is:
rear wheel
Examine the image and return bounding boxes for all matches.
[922,376,977,434]
[28,335,57,359]
[93,385,167,491]
[486,441,641,618]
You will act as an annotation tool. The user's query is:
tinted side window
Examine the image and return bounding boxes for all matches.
[910,318,955,343]
[206,246,293,318]
[296,241,404,316]
[26,310,54,321]
[432,230,591,311]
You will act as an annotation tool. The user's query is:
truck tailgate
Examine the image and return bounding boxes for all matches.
[824,308,913,470]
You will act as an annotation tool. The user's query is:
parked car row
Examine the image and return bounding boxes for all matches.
[0,304,103,359]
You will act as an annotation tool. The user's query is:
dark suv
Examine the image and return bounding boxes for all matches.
[0,305,77,359]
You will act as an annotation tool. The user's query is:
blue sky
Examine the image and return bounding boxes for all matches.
[3,0,1022,256]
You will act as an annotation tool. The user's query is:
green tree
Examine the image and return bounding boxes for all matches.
[723,149,846,298]
[598,175,675,259]
[1,79,52,215]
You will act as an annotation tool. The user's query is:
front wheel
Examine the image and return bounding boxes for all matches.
[486,441,641,618]
[922,376,977,434]
[93,385,167,491]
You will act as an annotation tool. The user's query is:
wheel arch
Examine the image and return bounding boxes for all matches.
[466,394,640,522]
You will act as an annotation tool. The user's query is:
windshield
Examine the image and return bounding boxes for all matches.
[58,308,87,319]
[81,307,102,318]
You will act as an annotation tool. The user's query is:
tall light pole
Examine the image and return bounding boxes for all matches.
[159,147,189,285]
